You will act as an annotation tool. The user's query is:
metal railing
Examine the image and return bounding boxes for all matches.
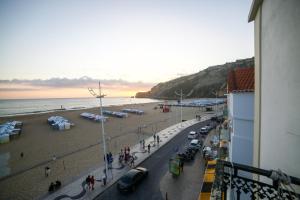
[211,160,300,200]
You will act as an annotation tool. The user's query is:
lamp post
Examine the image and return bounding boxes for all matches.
[211,91,218,113]
[175,89,185,127]
[88,81,109,180]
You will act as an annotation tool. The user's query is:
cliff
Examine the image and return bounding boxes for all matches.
[136,57,254,99]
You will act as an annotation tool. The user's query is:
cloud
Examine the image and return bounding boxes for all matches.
[0,88,41,92]
[0,76,155,90]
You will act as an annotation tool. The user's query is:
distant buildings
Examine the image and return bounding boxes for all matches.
[227,67,254,166]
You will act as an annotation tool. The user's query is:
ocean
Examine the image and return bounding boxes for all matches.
[0,97,161,117]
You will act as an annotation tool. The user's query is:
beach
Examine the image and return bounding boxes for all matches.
[0,102,204,199]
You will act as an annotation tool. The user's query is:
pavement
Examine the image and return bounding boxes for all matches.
[41,114,214,200]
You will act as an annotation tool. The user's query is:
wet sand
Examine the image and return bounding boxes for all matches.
[0,102,204,199]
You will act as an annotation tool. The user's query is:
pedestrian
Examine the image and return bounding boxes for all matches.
[90,176,95,190]
[102,174,107,186]
[85,175,91,190]
[147,144,151,153]
[130,155,135,167]
[127,146,130,154]
[153,134,156,142]
[157,135,160,144]
[45,166,51,177]
[119,152,123,163]
[180,161,184,172]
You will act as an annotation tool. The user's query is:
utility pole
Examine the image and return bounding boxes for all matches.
[211,90,218,113]
[88,81,109,180]
[175,89,185,127]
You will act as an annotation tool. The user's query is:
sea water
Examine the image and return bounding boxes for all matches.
[0,97,161,117]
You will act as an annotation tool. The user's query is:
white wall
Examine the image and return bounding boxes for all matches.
[228,93,254,166]
[259,0,300,178]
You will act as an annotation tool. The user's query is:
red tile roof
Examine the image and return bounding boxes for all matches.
[227,67,254,93]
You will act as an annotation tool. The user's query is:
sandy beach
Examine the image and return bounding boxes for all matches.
[0,102,204,199]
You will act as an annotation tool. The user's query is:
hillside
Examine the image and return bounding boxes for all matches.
[136,57,254,99]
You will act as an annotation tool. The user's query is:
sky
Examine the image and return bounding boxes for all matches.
[0,0,254,99]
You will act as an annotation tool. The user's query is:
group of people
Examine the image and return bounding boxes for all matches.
[153,134,160,145]
[118,146,135,167]
[139,139,146,149]
[85,175,95,190]
[104,152,113,165]
[48,180,61,192]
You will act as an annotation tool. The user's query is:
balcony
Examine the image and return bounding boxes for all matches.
[211,160,300,200]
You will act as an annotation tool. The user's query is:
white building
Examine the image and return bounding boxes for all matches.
[227,67,254,166]
[249,0,300,181]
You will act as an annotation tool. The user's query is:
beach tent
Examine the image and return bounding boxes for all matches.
[48,116,73,131]
[103,110,128,118]
[0,121,23,143]
[121,109,144,115]
[80,112,108,122]
[0,134,9,144]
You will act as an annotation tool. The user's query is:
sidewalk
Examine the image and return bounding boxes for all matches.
[42,114,213,200]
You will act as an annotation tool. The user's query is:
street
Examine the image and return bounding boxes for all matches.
[95,120,210,200]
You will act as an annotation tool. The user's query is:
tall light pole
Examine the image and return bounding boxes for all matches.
[175,89,185,127]
[211,90,218,113]
[88,81,108,180]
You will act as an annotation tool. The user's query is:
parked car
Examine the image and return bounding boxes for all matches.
[117,167,148,192]
[177,152,194,161]
[211,136,219,147]
[189,139,201,151]
[204,124,212,131]
[184,146,198,156]
[188,131,198,139]
[199,127,209,135]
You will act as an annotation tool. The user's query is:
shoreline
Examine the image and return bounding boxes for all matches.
[0,97,162,118]
[0,100,163,118]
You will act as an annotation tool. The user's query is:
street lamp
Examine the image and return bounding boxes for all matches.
[175,89,185,127]
[211,91,218,113]
[88,81,109,180]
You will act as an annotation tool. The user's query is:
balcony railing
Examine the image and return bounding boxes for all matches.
[211,160,300,200]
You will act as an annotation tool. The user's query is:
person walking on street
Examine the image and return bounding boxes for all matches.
[102,174,107,186]
[157,135,160,144]
[130,155,135,168]
[90,176,95,190]
[147,144,151,153]
[153,134,156,143]
[180,161,184,172]
[86,175,91,190]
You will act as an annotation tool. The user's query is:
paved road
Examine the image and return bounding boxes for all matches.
[95,120,210,200]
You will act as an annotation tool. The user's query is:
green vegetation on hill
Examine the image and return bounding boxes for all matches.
[136,57,254,99]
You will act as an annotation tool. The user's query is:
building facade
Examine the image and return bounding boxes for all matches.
[249,0,300,180]
[227,67,254,166]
